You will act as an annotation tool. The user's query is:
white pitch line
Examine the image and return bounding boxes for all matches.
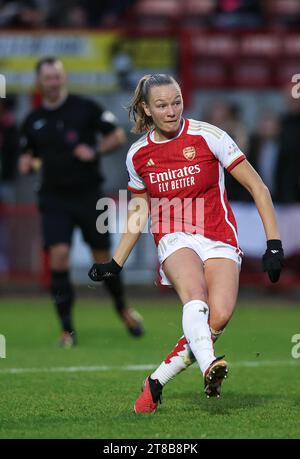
[0,360,298,375]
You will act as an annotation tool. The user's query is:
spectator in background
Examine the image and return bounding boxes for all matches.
[181,0,216,27]
[18,57,144,347]
[247,112,280,201]
[276,83,300,203]
[111,40,134,91]
[0,97,18,203]
[46,0,86,27]
[264,0,300,28]
[46,0,137,28]
[65,4,89,28]
[214,0,263,28]
[0,0,46,29]
[205,100,249,201]
[0,1,20,27]
[3,0,138,28]
[96,0,137,27]
[206,101,248,153]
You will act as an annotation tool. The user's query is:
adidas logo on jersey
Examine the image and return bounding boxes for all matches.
[146,159,155,167]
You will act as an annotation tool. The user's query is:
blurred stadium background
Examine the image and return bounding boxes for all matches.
[1,0,300,293]
[1,0,300,441]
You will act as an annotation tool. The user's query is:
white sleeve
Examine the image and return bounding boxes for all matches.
[126,154,147,193]
[206,131,245,171]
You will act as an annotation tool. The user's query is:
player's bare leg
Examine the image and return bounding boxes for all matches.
[135,248,214,413]
[92,249,144,337]
[204,258,239,332]
[156,258,238,388]
[159,257,238,398]
[134,254,239,411]
[147,259,238,376]
[163,248,229,398]
[201,258,239,397]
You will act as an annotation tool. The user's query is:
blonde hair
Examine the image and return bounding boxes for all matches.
[128,74,179,133]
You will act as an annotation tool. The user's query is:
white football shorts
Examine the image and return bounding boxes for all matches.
[157,232,243,286]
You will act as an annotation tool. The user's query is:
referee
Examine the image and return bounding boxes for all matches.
[18,57,144,346]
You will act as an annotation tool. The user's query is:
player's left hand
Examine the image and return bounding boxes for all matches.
[262,240,284,283]
[88,259,122,282]
[73,144,96,161]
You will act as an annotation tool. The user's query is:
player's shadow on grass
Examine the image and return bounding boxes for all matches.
[171,391,280,416]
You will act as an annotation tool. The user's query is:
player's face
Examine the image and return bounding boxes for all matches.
[143,83,183,140]
[37,62,67,102]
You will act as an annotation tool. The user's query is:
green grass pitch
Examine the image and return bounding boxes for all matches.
[0,297,299,439]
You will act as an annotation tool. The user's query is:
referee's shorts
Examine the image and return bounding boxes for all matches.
[38,190,110,251]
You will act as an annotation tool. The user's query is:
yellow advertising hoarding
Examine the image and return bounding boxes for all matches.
[0,31,175,93]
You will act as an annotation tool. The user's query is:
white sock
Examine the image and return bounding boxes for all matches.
[182,299,215,375]
[151,336,196,386]
[150,326,224,386]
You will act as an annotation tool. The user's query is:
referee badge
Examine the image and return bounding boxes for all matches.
[65,130,78,144]
[183,146,196,161]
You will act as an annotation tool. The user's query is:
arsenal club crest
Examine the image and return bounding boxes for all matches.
[183,146,196,161]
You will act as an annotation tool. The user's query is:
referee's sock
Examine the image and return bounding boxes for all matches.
[50,270,75,333]
[103,273,126,314]
[103,274,144,336]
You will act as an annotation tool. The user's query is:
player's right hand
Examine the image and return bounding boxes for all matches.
[88,259,122,282]
[262,240,284,283]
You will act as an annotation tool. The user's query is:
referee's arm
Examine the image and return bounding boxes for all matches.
[90,102,127,156]
[98,126,127,155]
[18,118,41,174]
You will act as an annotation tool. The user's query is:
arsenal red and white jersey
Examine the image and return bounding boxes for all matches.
[126,118,246,248]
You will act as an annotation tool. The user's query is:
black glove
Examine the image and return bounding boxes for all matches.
[262,240,284,283]
[88,259,122,282]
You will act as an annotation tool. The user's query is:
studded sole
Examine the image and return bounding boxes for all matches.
[204,362,229,398]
